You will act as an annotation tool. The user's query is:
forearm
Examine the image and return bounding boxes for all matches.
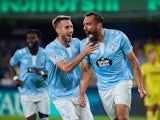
[28,68,48,77]
[8,64,23,86]
[8,64,17,77]
[80,78,89,97]
[80,65,91,97]
[127,52,144,88]
[62,50,87,73]
[133,64,143,88]
[127,52,146,98]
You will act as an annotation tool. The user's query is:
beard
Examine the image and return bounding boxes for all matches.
[88,30,98,46]
[62,35,71,47]
[27,43,37,50]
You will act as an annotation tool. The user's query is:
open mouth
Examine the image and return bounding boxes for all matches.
[86,31,92,36]
[67,34,72,37]
[28,43,33,47]
[86,33,93,39]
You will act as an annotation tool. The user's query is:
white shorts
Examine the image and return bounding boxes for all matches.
[53,95,93,120]
[98,80,132,120]
[20,92,50,118]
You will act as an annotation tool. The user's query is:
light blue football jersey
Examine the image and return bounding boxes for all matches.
[45,38,81,100]
[10,47,48,95]
[81,29,134,90]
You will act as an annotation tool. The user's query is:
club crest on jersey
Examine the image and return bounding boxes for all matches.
[40,58,45,66]
[96,57,112,67]
[22,59,28,65]
[52,55,57,60]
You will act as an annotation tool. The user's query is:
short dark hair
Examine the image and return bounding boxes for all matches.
[52,15,71,29]
[84,11,103,23]
[26,29,42,39]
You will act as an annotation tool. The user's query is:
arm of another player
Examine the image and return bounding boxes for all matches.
[79,62,91,107]
[56,43,97,73]
[8,64,23,87]
[127,52,147,99]
[28,68,48,77]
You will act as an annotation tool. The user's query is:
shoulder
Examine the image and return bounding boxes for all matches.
[39,47,44,50]
[39,47,45,53]
[107,29,126,37]
[71,37,81,44]
[107,29,130,45]
[45,41,56,50]
[81,37,88,44]
[72,37,80,41]
[15,47,27,55]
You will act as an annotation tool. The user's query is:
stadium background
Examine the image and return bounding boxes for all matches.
[0,0,160,119]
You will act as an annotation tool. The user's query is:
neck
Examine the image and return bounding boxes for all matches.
[58,36,70,48]
[29,47,38,55]
[98,29,105,42]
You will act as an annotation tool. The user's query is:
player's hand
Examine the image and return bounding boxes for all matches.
[79,96,86,107]
[83,43,98,55]
[146,91,150,98]
[138,87,147,99]
[14,79,23,87]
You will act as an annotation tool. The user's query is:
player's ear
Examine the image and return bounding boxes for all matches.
[56,27,60,34]
[97,23,102,30]
[38,38,41,42]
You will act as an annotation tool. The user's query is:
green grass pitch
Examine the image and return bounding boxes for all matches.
[0,116,146,120]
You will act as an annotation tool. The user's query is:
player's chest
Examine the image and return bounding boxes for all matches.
[20,55,45,67]
[61,47,79,60]
[90,41,121,59]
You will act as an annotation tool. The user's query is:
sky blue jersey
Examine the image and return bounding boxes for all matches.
[81,29,134,90]
[10,47,48,95]
[45,38,81,100]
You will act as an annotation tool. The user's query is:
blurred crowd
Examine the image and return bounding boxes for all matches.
[0,39,26,87]
[0,37,159,87]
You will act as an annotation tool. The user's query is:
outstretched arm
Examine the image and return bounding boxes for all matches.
[127,52,147,99]
[79,62,91,107]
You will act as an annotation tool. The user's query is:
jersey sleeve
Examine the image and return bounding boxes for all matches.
[120,32,133,55]
[45,45,63,65]
[10,49,21,67]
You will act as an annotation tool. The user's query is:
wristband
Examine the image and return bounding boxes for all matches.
[13,76,18,81]
[40,71,45,76]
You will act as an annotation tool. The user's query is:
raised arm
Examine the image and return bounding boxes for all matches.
[79,62,92,107]
[127,52,147,99]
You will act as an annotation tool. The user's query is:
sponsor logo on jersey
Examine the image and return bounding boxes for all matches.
[96,57,112,67]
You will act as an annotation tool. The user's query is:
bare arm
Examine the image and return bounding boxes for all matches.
[127,52,147,99]
[28,68,48,77]
[8,64,17,77]
[56,43,97,73]
[8,64,23,87]
[79,62,91,107]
